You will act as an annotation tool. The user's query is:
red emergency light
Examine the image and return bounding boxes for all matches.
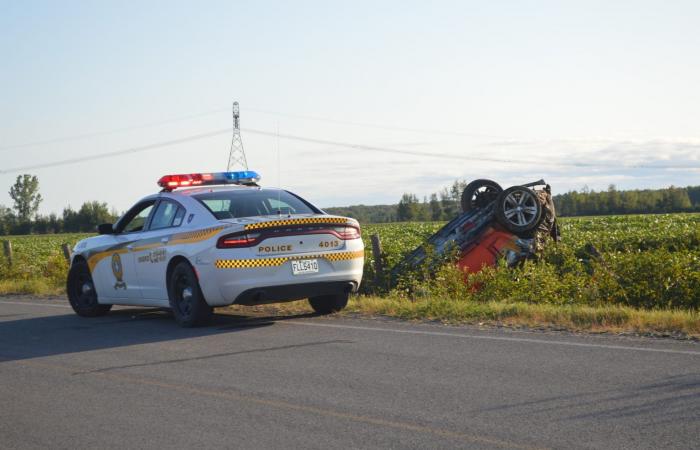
[158,171,260,191]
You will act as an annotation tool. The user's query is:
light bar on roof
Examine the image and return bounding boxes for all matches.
[158,171,261,190]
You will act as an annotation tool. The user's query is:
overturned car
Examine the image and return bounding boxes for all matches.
[391,179,559,281]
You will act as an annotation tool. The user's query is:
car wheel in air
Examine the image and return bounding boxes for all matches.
[308,293,349,315]
[67,259,112,317]
[461,179,503,212]
[167,261,212,327]
[494,185,543,234]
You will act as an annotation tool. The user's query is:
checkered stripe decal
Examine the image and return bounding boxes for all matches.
[243,217,357,231]
[215,250,365,269]
[170,225,227,244]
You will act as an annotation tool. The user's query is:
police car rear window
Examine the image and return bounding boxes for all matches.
[193,190,320,219]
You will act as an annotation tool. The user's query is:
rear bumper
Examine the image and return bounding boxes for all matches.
[195,248,364,306]
[234,281,357,305]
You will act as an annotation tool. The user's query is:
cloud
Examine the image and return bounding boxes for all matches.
[299,138,700,206]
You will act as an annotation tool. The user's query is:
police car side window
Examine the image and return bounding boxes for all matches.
[120,202,156,234]
[173,206,185,227]
[150,201,186,230]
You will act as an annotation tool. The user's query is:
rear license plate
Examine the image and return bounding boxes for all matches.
[291,259,319,275]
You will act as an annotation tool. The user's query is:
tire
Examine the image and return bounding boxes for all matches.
[308,293,349,315]
[67,259,112,317]
[461,179,503,212]
[495,186,543,235]
[167,261,212,327]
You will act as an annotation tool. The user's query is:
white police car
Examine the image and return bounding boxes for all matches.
[67,171,364,326]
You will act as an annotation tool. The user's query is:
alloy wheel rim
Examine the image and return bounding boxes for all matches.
[503,190,538,227]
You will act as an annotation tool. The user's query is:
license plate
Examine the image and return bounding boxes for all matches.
[291,259,319,275]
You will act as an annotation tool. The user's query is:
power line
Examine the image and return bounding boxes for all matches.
[244,128,700,170]
[1,126,697,176]
[244,107,652,145]
[245,107,506,139]
[6,102,692,155]
[0,107,230,152]
[0,128,231,175]
[1,105,508,153]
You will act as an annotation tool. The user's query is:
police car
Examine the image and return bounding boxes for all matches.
[66,171,364,327]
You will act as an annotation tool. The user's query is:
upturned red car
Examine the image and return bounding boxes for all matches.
[392,179,559,280]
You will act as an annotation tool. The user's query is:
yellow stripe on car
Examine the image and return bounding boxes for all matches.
[87,248,129,272]
[169,225,228,245]
[215,250,365,269]
[85,225,229,271]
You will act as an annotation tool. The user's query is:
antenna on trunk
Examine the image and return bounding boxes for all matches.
[276,120,286,216]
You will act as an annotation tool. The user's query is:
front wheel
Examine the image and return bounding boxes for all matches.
[308,293,349,315]
[494,186,543,235]
[167,261,212,327]
[67,260,112,317]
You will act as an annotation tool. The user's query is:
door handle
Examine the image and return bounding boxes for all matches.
[161,237,169,244]
[126,245,134,251]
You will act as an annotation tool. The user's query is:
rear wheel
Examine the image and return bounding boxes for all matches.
[495,186,543,234]
[67,259,112,317]
[308,293,349,315]
[167,261,212,327]
[461,179,503,212]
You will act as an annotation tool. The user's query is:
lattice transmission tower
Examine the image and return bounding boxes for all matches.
[226,101,249,171]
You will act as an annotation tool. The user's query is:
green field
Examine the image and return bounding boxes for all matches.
[0,233,90,294]
[1,214,699,334]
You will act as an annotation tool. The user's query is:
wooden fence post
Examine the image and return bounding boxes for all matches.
[61,243,72,263]
[370,234,384,283]
[2,240,12,266]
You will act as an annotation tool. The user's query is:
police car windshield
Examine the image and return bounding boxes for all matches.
[193,189,320,219]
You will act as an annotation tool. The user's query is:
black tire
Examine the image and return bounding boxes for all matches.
[495,186,543,235]
[308,293,349,315]
[167,261,212,327]
[461,179,503,212]
[67,259,112,317]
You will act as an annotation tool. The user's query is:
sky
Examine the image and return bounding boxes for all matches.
[1,0,699,215]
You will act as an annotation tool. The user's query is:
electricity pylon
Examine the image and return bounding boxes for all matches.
[226,101,249,171]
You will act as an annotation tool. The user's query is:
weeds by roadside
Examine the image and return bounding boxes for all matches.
[2,215,699,337]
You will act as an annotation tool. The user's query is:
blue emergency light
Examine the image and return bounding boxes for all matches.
[158,171,261,190]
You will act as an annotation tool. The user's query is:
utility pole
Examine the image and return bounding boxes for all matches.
[226,101,249,171]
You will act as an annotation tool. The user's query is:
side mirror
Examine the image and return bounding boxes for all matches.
[97,223,115,235]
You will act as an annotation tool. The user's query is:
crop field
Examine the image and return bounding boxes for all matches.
[0,233,91,294]
[361,214,700,310]
[1,214,699,312]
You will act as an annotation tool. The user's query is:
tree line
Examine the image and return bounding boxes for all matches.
[554,185,699,216]
[0,174,117,235]
[326,180,470,222]
[2,174,699,234]
[325,182,700,223]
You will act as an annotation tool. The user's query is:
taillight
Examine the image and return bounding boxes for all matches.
[217,232,261,248]
[332,226,361,240]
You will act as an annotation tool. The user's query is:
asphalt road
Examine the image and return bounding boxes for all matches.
[1,297,698,449]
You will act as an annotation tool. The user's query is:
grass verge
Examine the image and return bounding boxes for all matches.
[3,282,697,338]
[224,295,700,338]
[345,295,700,338]
[0,279,63,296]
